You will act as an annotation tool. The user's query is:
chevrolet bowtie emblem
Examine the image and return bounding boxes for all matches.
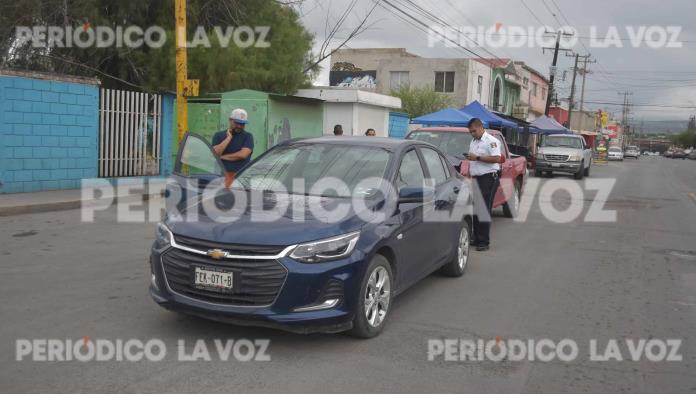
[206,249,227,259]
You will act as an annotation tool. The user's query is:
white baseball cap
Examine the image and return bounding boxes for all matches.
[229,108,248,124]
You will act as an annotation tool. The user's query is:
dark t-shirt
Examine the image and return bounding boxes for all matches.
[211,129,254,173]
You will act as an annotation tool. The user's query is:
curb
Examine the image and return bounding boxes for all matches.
[0,192,161,217]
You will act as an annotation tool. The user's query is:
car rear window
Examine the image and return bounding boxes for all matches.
[407,131,473,158]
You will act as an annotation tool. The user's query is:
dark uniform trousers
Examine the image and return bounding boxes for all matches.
[472,172,499,246]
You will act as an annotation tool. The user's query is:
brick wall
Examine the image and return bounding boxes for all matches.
[0,73,100,193]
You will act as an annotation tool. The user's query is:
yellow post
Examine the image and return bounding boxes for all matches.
[175,0,199,143]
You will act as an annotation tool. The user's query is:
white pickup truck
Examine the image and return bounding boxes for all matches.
[534,134,593,179]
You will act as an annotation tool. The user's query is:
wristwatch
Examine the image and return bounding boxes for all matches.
[476,155,481,161]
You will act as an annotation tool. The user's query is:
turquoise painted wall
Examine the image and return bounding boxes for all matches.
[0,75,99,193]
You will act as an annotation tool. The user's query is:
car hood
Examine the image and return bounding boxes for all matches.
[166,191,376,246]
[538,147,582,156]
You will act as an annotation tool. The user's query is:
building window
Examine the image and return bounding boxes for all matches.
[389,71,409,91]
[532,82,538,97]
[541,87,547,98]
[523,77,529,86]
[434,71,455,93]
[477,75,483,95]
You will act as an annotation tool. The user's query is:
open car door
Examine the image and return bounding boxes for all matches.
[167,132,225,209]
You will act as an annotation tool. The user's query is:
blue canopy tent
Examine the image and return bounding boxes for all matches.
[529,115,571,134]
[460,100,517,129]
[411,107,487,127]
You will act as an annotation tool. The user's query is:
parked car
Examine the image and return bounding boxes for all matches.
[405,127,528,218]
[624,145,640,159]
[607,146,624,161]
[688,150,696,160]
[672,148,687,159]
[150,134,474,338]
[664,150,673,158]
[535,134,593,179]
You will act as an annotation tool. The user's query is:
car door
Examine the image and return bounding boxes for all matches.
[418,147,461,267]
[583,140,592,166]
[492,134,513,208]
[167,133,225,213]
[391,148,431,288]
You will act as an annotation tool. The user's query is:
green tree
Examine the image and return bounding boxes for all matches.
[390,85,452,119]
[1,0,316,94]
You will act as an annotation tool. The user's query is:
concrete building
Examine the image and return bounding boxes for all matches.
[475,58,521,117]
[294,87,402,137]
[524,64,549,121]
[513,62,549,121]
[330,48,492,109]
[548,106,598,132]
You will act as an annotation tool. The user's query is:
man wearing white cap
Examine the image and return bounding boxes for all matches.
[212,108,254,188]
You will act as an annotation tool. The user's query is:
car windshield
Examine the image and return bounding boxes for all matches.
[609,147,621,152]
[541,136,583,148]
[408,131,473,158]
[627,146,638,150]
[233,143,391,198]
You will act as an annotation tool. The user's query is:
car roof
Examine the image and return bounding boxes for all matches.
[547,133,581,138]
[411,127,501,135]
[279,136,429,151]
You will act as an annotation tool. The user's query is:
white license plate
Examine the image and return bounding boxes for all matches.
[551,163,561,168]
[194,267,234,290]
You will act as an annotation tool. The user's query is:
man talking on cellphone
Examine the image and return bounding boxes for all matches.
[212,108,254,189]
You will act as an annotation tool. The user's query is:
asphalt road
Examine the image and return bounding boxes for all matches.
[1,157,695,393]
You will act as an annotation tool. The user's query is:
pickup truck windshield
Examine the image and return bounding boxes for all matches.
[541,136,583,149]
[233,143,391,198]
[408,131,473,158]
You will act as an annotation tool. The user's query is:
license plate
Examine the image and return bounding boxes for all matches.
[194,267,234,291]
[551,163,561,168]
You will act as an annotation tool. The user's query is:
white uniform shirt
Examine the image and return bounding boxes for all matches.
[469,131,502,176]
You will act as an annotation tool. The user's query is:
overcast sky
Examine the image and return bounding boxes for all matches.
[296,0,696,124]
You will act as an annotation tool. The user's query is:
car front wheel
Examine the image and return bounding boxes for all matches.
[348,255,393,338]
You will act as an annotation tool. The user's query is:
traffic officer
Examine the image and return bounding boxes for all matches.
[212,108,254,189]
[466,118,502,251]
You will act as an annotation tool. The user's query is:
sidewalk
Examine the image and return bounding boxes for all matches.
[0,179,166,217]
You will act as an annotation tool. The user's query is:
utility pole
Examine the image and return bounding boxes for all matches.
[542,29,574,115]
[566,53,579,129]
[618,91,633,147]
[175,0,200,143]
[578,55,596,112]
[567,53,594,129]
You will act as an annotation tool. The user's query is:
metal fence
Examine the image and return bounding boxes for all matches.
[98,89,162,177]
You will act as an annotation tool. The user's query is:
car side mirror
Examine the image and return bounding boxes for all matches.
[398,186,435,204]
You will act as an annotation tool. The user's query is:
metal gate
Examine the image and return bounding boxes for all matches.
[98,89,162,177]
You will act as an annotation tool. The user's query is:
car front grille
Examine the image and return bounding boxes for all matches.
[545,154,569,162]
[173,234,285,256]
[161,247,287,306]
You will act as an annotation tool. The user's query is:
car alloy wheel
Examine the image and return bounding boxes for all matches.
[457,224,470,270]
[364,266,391,328]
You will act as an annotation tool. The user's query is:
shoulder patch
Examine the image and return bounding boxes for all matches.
[490,142,497,148]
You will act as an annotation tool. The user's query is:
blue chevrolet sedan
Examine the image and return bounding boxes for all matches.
[150,134,473,338]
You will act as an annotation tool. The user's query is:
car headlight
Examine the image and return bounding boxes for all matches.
[154,223,172,250]
[536,152,545,160]
[290,232,360,263]
[568,154,581,161]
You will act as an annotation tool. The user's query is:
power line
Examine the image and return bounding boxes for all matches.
[378,0,487,59]
[393,0,507,61]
